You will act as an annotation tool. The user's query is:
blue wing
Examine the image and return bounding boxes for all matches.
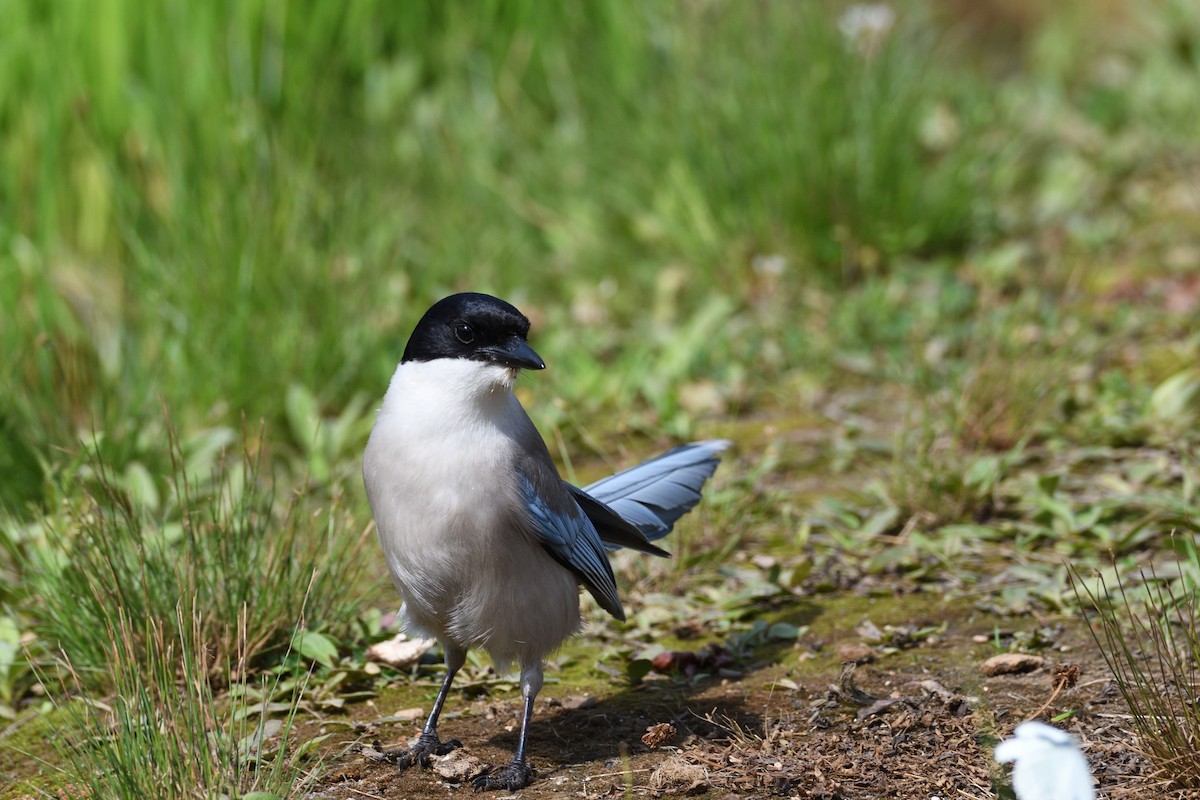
[517,473,625,621]
[581,439,730,544]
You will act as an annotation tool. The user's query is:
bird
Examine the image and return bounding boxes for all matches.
[362,292,730,791]
[994,720,1095,800]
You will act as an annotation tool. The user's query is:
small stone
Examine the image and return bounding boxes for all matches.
[561,694,598,710]
[392,707,424,721]
[980,653,1045,676]
[751,554,778,570]
[431,748,485,782]
[836,643,876,664]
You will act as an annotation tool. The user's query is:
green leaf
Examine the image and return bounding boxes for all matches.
[292,630,338,667]
[858,507,899,539]
[233,701,294,721]
[767,622,802,641]
[782,560,813,588]
[183,426,236,481]
[121,461,160,511]
[0,616,21,703]
[0,410,44,517]
[1036,474,1060,496]
[964,455,1000,490]
[293,732,335,761]
[285,384,322,452]
[1149,369,1200,430]
[1033,493,1075,528]
[626,658,654,685]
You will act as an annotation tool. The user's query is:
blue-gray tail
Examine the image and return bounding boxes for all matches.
[569,439,731,555]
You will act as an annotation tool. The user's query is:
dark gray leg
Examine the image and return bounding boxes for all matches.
[472,663,541,791]
[394,645,465,771]
[471,693,535,790]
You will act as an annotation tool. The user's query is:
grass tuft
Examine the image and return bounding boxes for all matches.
[16,426,367,688]
[1075,541,1200,790]
[39,602,319,799]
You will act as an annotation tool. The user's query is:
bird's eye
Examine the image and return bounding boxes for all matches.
[454,323,476,345]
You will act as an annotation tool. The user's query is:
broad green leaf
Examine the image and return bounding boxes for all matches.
[626,658,653,685]
[859,507,899,539]
[293,732,335,761]
[1149,369,1200,429]
[121,461,159,511]
[965,455,1000,489]
[285,384,322,451]
[767,622,802,641]
[0,616,20,703]
[292,630,338,667]
[183,426,236,481]
[233,701,294,721]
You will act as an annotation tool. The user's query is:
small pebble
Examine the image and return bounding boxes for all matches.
[980,653,1045,676]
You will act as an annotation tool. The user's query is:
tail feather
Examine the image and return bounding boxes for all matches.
[581,439,730,546]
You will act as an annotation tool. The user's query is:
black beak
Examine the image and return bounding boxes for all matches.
[483,337,546,370]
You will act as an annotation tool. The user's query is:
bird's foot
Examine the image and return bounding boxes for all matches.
[471,759,535,791]
[386,731,462,771]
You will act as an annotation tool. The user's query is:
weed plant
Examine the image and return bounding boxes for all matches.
[878,289,1076,527]
[1075,543,1200,790]
[16,432,367,688]
[39,604,319,799]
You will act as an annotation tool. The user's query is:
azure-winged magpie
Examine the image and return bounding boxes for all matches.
[362,292,729,791]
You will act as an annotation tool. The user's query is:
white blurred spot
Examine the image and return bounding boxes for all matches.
[752,253,787,276]
[838,4,896,58]
[994,720,1095,800]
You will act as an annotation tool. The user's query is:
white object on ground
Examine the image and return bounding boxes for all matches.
[365,632,436,668]
[994,720,1095,800]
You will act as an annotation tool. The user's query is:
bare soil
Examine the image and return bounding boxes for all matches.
[310,592,1184,800]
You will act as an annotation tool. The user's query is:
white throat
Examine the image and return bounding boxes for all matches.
[379,358,519,419]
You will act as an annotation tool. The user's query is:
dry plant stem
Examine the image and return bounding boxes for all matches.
[1029,672,1069,720]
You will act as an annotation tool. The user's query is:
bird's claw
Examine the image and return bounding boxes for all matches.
[391,731,462,771]
[471,760,535,792]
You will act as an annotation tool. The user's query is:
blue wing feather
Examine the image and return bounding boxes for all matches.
[518,474,625,620]
[583,439,730,543]
[516,439,730,620]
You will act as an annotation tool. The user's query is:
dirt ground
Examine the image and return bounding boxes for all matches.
[309,592,1181,800]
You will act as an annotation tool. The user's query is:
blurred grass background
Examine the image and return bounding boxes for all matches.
[2,0,1000,480]
[3,0,1198,484]
[3,0,1200,793]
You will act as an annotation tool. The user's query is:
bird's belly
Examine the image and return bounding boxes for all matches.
[368,461,581,668]
[371,476,492,614]
[447,542,582,670]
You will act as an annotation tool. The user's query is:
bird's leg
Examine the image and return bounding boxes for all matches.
[472,665,540,791]
[391,645,464,771]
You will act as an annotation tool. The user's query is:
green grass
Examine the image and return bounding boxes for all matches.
[0,0,996,482]
[1077,540,1200,791]
[4,0,1200,794]
[37,605,320,800]
[16,428,367,687]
